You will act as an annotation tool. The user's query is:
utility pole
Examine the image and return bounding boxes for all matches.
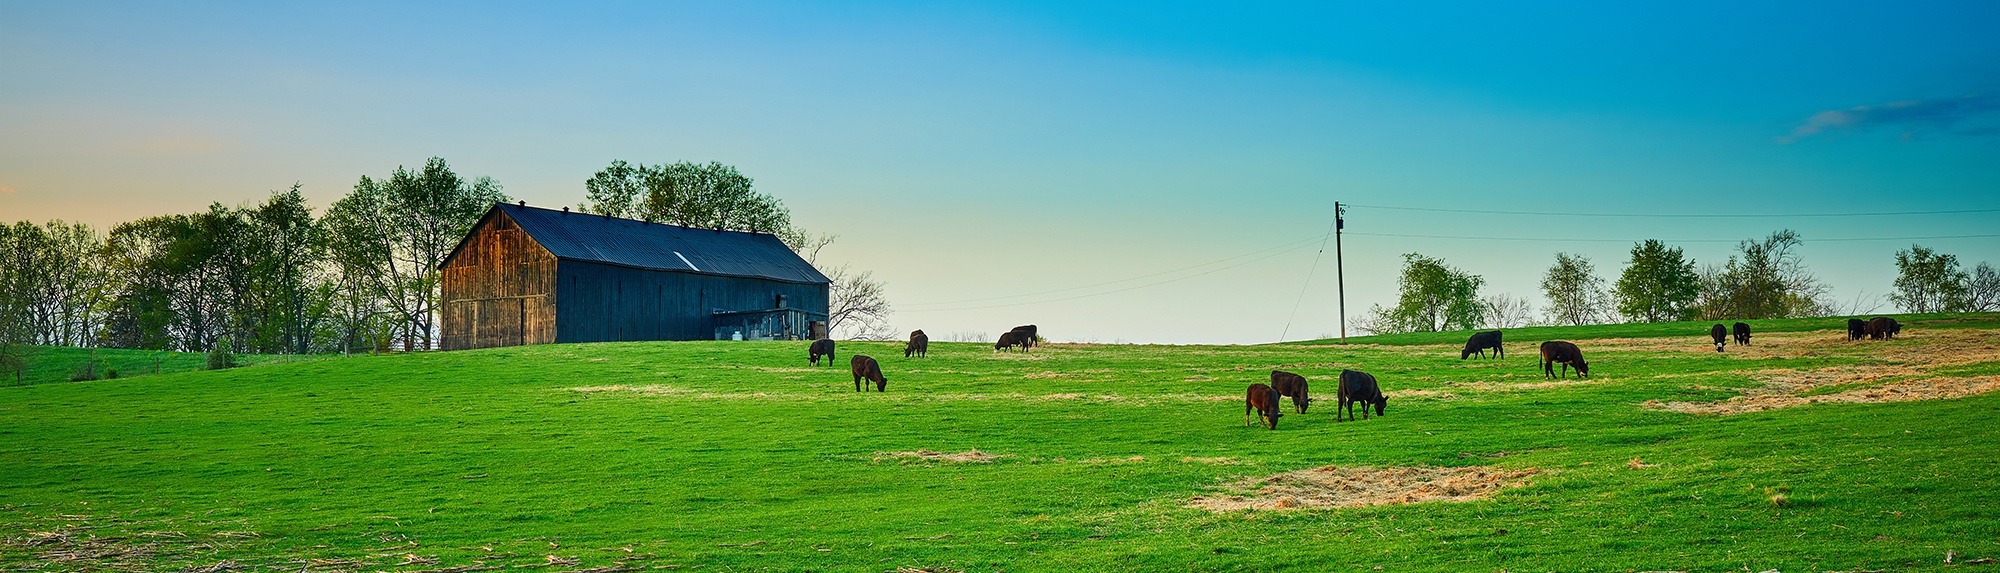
[1335,202,1347,344]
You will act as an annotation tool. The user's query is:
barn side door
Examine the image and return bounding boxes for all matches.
[474,298,526,348]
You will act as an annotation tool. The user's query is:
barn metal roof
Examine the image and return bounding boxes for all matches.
[445,203,832,285]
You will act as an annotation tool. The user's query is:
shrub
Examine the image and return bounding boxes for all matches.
[104,367,119,379]
[207,346,238,370]
[69,362,99,382]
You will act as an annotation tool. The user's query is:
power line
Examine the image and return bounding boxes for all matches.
[1348,204,2000,218]
[1279,212,1339,342]
[1347,231,2000,244]
[900,231,1334,308]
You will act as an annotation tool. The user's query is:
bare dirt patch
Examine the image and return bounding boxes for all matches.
[874,450,1009,463]
[1187,465,1540,512]
[1645,327,2000,414]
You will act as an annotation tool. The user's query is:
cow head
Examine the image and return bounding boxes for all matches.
[876,376,888,392]
[1264,409,1282,429]
[1715,341,1726,353]
[1573,359,1590,378]
[1460,347,1473,360]
[1374,396,1388,417]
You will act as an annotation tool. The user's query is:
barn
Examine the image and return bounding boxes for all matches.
[438,202,832,350]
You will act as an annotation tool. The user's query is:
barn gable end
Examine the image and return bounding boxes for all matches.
[440,209,558,350]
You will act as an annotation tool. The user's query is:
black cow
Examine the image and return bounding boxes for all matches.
[1888,318,1903,338]
[851,355,888,392]
[1009,324,1039,349]
[1733,322,1751,346]
[1866,317,1895,340]
[1539,341,1589,379]
[994,330,1030,352]
[1269,370,1311,414]
[905,329,929,358]
[1462,330,1504,360]
[1245,383,1283,429]
[1847,318,1867,341]
[809,338,836,366]
[1336,369,1386,422]
[1710,323,1728,353]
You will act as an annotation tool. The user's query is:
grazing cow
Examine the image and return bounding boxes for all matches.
[809,338,836,366]
[1887,318,1903,339]
[1336,369,1387,422]
[1866,317,1895,340]
[994,330,1030,352]
[1244,383,1283,430]
[1539,341,1590,379]
[905,329,929,358]
[1269,370,1311,413]
[1733,322,1752,346]
[1462,330,1505,360]
[1710,324,1728,353]
[851,355,888,392]
[1009,324,1039,349]
[1847,318,1867,341]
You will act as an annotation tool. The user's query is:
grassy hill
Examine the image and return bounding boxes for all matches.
[3,345,314,386]
[4,314,1998,571]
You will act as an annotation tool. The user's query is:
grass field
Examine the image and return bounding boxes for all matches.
[4,314,1998,572]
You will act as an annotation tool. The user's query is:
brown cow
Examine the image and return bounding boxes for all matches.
[994,330,1030,352]
[1269,370,1311,413]
[1245,383,1282,429]
[1539,341,1589,379]
[1336,369,1386,422]
[851,355,888,392]
[809,338,836,366]
[1866,317,1894,340]
[905,329,929,358]
[1710,323,1728,353]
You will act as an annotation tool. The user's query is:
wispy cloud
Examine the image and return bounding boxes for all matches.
[1779,95,2000,143]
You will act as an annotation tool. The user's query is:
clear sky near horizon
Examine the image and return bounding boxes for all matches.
[3,1,1997,344]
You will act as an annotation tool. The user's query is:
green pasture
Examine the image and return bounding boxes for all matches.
[3,314,1998,572]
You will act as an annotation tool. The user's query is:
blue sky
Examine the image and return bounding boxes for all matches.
[3,1,1997,343]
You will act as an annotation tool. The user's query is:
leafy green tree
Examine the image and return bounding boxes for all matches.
[582,160,792,234]
[1615,240,1701,322]
[1542,252,1610,326]
[326,157,506,350]
[1699,230,1829,319]
[1387,253,1485,332]
[1890,245,1970,313]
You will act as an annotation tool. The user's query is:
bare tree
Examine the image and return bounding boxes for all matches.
[1968,262,2000,312]
[825,265,894,340]
[1481,293,1536,329]
[1830,289,1887,316]
[946,331,990,342]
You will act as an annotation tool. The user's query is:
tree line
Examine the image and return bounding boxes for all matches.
[0,157,890,364]
[1357,230,1999,334]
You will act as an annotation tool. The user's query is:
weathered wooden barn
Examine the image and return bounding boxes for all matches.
[438,202,831,350]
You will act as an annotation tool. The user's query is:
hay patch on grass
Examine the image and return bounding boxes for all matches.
[1645,328,2000,414]
[1024,371,1077,379]
[874,450,1009,463]
[1187,465,1539,512]
[1648,375,2000,415]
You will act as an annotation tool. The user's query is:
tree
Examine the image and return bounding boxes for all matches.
[326,158,506,350]
[582,160,792,234]
[1967,262,2000,312]
[1481,293,1535,329]
[824,265,895,340]
[1890,245,1970,313]
[1614,239,1700,322]
[1386,253,1485,333]
[1700,230,1831,319]
[1541,252,1610,326]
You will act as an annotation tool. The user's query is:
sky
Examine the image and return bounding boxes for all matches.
[3,1,1997,344]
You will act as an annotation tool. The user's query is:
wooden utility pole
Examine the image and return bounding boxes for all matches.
[1335,202,1347,344]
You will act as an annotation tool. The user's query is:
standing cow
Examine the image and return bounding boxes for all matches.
[1009,325,1039,349]
[851,355,888,392]
[994,330,1030,352]
[1710,324,1728,353]
[1866,317,1897,340]
[905,329,929,358]
[1462,330,1504,360]
[809,338,836,366]
[1336,369,1387,422]
[1244,383,1283,429]
[1847,318,1867,341]
[1539,341,1590,379]
[1269,370,1311,413]
[1733,322,1752,346]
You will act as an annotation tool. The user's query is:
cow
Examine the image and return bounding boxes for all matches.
[851,355,888,392]
[905,329,929,358]
[809,338,836,366]
[1244,383,1283,429]
[1269,370,1311,413]
[1733,322,1752,346]
[1710,324,1728,353]
[1866,317,1895,340]
[1336,369,1387,422]
[1539,341,1590,379]
[1009,324,1039,349]
[994,330,1030,352]
[1462,330,1504,360]
[1847,318,1867,341]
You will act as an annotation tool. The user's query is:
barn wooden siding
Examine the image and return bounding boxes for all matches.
[553,261,829,343]
[440,211,558,350]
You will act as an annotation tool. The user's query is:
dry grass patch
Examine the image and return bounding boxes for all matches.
[1646,327,2000,414]
[1188,465,1539,512]
[874,450,1009,463]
